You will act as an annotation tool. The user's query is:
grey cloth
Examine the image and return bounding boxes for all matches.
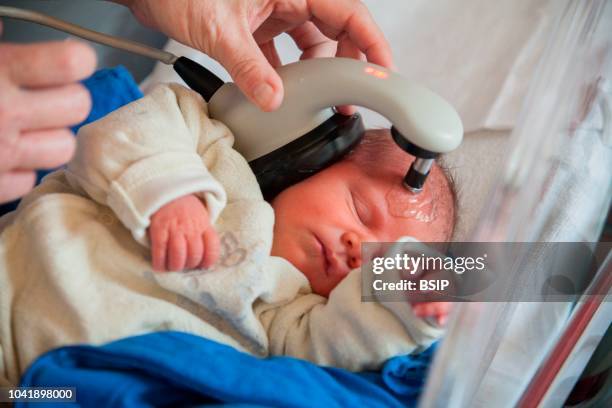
[443,129,512,241]
[0,0,167,82]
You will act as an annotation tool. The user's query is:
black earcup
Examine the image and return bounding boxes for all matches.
[249,113,364,201]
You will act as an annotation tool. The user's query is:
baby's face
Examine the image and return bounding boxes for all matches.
[271,144,455,297]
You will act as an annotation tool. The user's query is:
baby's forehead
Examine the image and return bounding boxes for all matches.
[351,161,456,240]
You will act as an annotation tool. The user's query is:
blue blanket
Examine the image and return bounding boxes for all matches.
[15,67,436,407]
[19,331,436,407]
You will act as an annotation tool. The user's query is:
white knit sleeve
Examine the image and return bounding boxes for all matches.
[66,84,231,245]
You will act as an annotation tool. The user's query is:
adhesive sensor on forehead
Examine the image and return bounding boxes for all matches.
[0,7,464,197]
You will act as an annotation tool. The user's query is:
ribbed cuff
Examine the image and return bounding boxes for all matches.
[107,152,226,245]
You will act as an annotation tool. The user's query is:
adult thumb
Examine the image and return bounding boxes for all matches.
[214,27,284,112]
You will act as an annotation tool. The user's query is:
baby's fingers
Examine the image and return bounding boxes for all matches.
[413,302,453,326]
[167,232,187,271]
[200,228,220,269]
[185,233,204,270]
[150,226,169,271]
[412,302,449,317]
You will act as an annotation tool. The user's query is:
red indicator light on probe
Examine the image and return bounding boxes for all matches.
[364,66,389,79]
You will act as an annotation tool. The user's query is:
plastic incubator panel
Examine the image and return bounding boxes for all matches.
[419,0,612,407]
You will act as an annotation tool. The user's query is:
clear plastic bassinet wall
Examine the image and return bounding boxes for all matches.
[419,0,612,407]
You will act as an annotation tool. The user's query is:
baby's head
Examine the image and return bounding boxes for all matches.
[270,129,456,297]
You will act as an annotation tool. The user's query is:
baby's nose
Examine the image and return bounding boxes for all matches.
[341,232,362,269]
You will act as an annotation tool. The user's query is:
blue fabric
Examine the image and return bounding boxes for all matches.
[71,65,144,134]
[19,331,437,408]
[0,66,142,215]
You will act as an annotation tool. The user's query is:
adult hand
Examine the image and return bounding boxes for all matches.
[116,0,393,112]
[0,21,96,203]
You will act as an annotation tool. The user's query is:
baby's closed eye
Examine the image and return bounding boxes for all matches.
[351,192,372,225]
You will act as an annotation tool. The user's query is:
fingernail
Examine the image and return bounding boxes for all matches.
[253,82,274,109]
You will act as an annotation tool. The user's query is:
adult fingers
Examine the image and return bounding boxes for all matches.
[288,22,359,114]
[259,40,282,68]
[334,32,364,115]
[0,170,36,203]
[3,128,75,171]
[308,0,393,68]
[213,21,283,112]
[288,22,336,61]
[200,228,220,269]
[335,32,365,62]
[186,232,204,270]
[150,226,169,271]
[167,232,187,271]
[335,105,357,115]
[3,40,97,88]
[18,83,91,130]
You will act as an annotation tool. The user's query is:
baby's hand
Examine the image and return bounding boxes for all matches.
[149,194,220,271]
[412,302,452,326]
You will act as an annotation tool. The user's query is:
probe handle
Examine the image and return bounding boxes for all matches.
[209,58,463,160]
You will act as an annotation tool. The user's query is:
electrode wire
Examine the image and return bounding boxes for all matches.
[0,6,178,65]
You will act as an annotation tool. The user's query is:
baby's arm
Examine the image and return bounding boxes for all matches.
[65,84,231,247]
[258,269,443,371]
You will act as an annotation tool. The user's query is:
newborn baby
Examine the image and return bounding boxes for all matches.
[150,131,454,298]
[0,84,453,385]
